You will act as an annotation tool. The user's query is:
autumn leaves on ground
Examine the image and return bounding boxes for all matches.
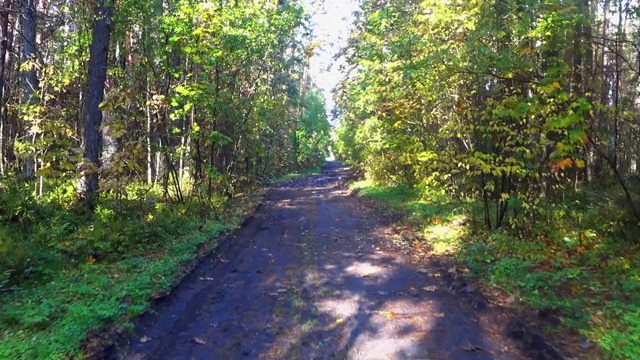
[1,0,640,359]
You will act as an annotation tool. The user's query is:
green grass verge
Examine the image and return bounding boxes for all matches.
[351,179,640,359]
[0,222,235,359]
[351,179,469,254]
[0,194,260,359]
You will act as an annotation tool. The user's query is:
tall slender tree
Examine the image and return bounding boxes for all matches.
[78,0,114,207]
[20,0,37,178]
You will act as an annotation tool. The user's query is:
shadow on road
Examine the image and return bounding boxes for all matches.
[255,164,504,359]
[112,162,559,360]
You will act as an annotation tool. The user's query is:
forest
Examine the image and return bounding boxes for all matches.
[335,0,640,358]
[0,0,330,357]
[2,0,640,358]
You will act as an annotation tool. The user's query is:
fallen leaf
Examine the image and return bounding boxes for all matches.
[193,337,207,345]
[86,256,96,264]
[418,268,429,274]
[423,286,438,292]
[336,318,344,324]
[140,335,150,343]
[385,312,396,318]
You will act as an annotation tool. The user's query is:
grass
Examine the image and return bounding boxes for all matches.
[351,179,468,255]
[269,166,323,184]
[0,199,262,359]
[350,179,640,359]
[0,221,229,359]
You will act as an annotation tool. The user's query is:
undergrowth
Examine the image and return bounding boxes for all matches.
[0,175,266,359]
[351,179,640,360]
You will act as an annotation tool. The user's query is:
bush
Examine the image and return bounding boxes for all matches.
[0,177,216,291]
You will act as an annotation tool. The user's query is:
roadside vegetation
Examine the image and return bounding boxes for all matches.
[350,179,639,359]
[0,1,330,358]
[335,1,640,359]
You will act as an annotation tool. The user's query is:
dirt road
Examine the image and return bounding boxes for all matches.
[110,163,557,360]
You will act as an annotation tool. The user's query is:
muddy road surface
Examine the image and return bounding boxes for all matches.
[111,163,551,360]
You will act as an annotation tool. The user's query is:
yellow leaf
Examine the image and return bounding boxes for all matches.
[336,318,344,324]
[552,158,573,170]
[86,256,96,264]
[575,159,585,168]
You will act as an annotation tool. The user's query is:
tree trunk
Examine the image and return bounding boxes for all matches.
[612,0,623,172]
[145,76,153,184]
[78,0,114,208]
[20,0,38,178]
[585,0,595,182]
[0,0,12,175]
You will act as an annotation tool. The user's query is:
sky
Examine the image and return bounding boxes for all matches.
[303,0,361,125]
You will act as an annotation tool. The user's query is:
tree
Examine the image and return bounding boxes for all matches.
[335,0,640,227]
[19,0,38,178]
[78,0,114,208]
[0,0,329,206]
[0,0,14,175]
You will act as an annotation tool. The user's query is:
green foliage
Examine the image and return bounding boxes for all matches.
[0,173,270,358]
[333,0,640,230]
[295,90,332,169]
[3,0,330,201]
[0,179,189,288]
[0,0,329,357]
[336,2,640,355]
